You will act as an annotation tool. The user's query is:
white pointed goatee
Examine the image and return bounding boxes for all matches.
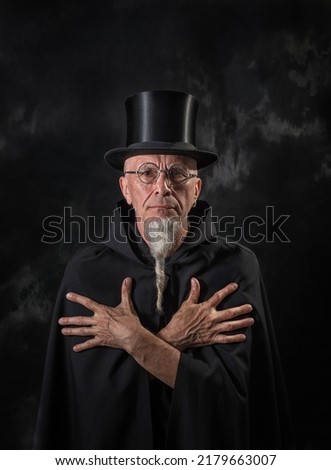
[145,217,181,314]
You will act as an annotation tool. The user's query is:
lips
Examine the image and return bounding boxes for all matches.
[149,205,174,209]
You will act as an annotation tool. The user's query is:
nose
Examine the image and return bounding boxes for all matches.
[153,171,172,196]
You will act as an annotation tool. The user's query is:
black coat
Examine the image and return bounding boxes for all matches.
[34,201,294,449]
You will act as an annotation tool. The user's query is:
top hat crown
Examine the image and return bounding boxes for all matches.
[104,90,219,170]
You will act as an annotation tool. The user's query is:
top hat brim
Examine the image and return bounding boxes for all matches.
[104,142,219,171]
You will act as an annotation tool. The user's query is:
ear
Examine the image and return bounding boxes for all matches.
[191,178,202,208]
[194,177,202,200]
[119,176,133,205]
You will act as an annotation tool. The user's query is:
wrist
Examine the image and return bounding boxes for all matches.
[157,327,185,352]
[122,324,147,355]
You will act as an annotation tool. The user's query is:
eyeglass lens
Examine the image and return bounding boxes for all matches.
[137,163,191,184]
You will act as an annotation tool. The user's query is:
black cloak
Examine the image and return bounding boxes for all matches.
[34,200,294,449]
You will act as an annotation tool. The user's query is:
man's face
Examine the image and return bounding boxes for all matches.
[119,154,202,232]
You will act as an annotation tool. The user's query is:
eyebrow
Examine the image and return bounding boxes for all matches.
[127,162,193,170]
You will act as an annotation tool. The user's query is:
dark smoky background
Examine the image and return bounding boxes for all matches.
[1,0,330,449]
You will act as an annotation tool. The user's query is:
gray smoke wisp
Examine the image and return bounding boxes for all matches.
[6,103,73,137]
[286,33,331,97]
[315,153,331,181]
[1,264,52,329]
[203,87,326,194]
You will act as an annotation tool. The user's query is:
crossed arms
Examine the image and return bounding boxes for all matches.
[59,278,254,388]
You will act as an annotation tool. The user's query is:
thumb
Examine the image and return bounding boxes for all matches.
[186,277,200,304]
[121,277,133,306]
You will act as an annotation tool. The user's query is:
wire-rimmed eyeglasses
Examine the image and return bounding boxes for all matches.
[124,162,198,186]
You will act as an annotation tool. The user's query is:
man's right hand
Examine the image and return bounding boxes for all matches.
[157,278,254,351]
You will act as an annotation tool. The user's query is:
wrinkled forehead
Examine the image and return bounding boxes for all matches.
[123,154,198,171]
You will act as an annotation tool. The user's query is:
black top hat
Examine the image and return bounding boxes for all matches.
[104,90,219,170]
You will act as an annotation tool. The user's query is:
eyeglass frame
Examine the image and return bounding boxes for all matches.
[123,162,199,186]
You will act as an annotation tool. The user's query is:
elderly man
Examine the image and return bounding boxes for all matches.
[34,90,293,450]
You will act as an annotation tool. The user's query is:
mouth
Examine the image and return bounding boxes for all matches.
[149,205,174,209]
[147,205,178,215]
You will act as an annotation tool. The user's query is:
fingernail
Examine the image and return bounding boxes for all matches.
[192,278,199,287]
[232,283,238,290]
[66,292,73,299]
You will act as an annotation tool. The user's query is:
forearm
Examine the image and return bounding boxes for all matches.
[124,325,181,388]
